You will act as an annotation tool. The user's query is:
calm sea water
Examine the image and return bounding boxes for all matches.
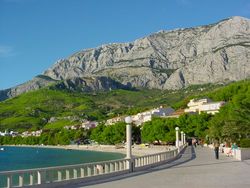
[0,146,125,172]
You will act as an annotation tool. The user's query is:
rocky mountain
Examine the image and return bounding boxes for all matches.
[1,16,249,101]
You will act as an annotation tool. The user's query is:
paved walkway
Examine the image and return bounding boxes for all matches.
[64,146,250,188]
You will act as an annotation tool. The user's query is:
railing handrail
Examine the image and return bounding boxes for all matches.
[0,148,179,175]
[0,145,186,188]
[133,148,178,159]
[0,157,130,175]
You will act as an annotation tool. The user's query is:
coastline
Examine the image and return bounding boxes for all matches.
[3,144,175,157]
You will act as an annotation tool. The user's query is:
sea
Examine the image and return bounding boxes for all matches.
[0,146,125,172]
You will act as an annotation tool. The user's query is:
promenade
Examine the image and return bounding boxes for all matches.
[65,146,250,188]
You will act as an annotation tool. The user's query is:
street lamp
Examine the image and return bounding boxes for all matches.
[175,127,179,148]
[184,133,186,145]
[181,131,184,146]
[125,116,132,159]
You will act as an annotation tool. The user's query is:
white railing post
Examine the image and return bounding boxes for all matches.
[115,162,119,171]
[19,174,24,187]
[110,163,114,172]
[158,154,161,162]
[37,170,46,185]
[119,161,123,170]
[73,169,77,179]
[7,175,12,188]
[30,172,34,185]
[80,168,85,177]
[66,169,70,180]
[93,166,97,175]
[105,163,109,173]
[58,170,62,181]
[87,166,91,176]
[98,164,104,174]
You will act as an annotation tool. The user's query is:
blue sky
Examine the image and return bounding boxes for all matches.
[0,0,249,90]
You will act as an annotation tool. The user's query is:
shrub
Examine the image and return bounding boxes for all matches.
[240,138,250,148]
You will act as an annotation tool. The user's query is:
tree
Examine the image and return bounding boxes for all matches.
[141,117,176,144]
[208,82,250,143]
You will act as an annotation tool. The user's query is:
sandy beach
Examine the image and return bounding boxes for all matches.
[66,144,176,156]
[5,144,176,157]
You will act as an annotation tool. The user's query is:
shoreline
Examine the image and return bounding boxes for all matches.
[3,144,175,157]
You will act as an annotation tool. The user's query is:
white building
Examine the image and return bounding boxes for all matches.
[152,107,175,117]
[81,121,98,130]
[106,116,125,125]
[131,111,152,126]
[31,130,43,137]
[106,106,175,126]
[184,98,225,115]
[22,130,42,137]
[0,130,8,136]
[0,130,19,137]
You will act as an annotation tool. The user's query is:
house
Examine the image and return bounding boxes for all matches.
[81,121,98,130]
[105,106,175,126]
[131,111,152,126]
[184,98,225,115]
[164,109,186,118]
[64,125,78,130]
[21,130,42,137]
[106,116,125,125]
[198,101,225,114]
[152,107,175,117]
[22,131,30,137]
[31,130,42,137]
[9,131,19,137]
[0,130,8,136]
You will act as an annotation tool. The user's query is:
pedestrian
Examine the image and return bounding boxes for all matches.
[192,138,197,148]
[214,140,219,159]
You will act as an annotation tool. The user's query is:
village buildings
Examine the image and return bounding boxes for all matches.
[184,98,225,115]
[0,98,225,138]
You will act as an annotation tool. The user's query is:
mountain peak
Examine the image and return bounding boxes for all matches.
[1,16,249,101]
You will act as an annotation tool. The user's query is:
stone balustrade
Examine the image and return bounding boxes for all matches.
[0,146,185,188]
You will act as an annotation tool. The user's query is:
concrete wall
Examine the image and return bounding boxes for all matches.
[235,148,250,161]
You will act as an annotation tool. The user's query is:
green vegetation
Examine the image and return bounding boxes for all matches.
[90,122,140,145]
[0,80,249,146]
[207,80,250,144]
[43,120,73,130]
[141,113,212,144]
[142,117,176,144]
[240,139,250,148]
[0,84,214,132]
[0,89,95,132]
[0,129,89,146]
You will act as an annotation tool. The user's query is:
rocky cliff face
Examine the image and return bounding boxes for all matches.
[1,16,249,100]
[0,75,57,101]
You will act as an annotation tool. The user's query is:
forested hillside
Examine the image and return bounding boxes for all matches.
[0,80,249,146]
[0,84,207,132]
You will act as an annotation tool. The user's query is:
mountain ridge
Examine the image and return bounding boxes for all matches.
[1,16,249,101]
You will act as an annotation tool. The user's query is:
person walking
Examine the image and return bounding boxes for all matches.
[214,140,219,159]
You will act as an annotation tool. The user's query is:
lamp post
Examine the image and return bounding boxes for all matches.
[125,116,132,171]
[125,116,132,159]
[181,131,184,146]
[184,133,186,145]
[175,127,179,148]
